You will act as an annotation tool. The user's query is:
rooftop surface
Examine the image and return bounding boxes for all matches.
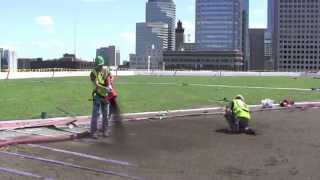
[1,108,320,179]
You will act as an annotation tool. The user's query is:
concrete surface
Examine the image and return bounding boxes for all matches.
[1,108,320,180]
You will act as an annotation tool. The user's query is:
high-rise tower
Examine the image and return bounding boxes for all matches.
[195,0,242,51]
[274,0,320,71]
[146,0,176,51]
[266,0,275,40]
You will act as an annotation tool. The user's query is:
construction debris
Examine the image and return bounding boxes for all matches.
[311,88,320,91]
[280,99,295,107]
[261,99,274,108]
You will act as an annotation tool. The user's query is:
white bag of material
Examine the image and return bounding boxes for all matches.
[261,99,274,108]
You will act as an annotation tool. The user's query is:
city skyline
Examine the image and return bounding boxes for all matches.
[196,0,242,51]
[0,0,268,62]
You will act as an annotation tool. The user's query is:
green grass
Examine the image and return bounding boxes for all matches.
[0,76,319,120]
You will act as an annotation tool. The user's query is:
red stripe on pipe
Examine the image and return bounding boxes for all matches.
[0,132,89,148]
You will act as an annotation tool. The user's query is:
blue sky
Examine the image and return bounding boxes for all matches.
[0,0,267,62]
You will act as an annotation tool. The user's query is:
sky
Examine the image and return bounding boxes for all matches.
[0,0,268,63]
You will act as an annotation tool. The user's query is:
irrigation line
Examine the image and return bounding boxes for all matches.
[28,144,135,167]
[0,151,144,180]
[134,104,320,122]
[189,83,311,91]
[0,166,54,180]
[0,118,76,131]
[5,129,56,137]
[56,107,79,125]
[117,82,312,91]
[46,126,82,134]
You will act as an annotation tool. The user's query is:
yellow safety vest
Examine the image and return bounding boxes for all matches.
[91,68,107,97]
[232,99,251,120]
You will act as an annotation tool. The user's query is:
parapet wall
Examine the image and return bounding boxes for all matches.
[0,70,315,80]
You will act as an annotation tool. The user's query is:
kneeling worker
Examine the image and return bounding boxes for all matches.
[225,95,255,135]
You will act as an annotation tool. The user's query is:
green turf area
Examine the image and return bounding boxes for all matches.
[0,76,319,120]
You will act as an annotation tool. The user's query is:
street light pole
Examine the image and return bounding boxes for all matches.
[73,1,79,58]
[147,44,155,72]
[147,55,151,72]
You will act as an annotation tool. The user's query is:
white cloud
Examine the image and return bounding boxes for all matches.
[0,42,23,51]
[96,42,111,48]
[34,16,54,32]
[31,40,64,49]
[34,16,54,26]
[0,45,17,51]
[120,31,135,44]
[81,0,116,2]
[183,21,195,43]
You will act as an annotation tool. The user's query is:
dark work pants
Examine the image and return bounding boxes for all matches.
[90,95,109,135]
[225,111,249,132]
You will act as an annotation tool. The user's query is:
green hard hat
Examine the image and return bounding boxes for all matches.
[235,94,245,101]
[95,56,105,66]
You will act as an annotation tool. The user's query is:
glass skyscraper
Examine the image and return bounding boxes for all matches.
[241,0,250,70]
[264,0,275,70]
[136,22,169,56]
[146,0,176,51]
[266,0,274,40]
[195,0,242,51]
[131,22,169,69]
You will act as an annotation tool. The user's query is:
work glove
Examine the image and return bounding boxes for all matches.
[105,87,112,93]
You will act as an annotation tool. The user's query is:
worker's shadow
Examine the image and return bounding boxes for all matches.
[215,128,237,135]
[112,118,127,143]
[215,128,258,136]
[215,128,234,135]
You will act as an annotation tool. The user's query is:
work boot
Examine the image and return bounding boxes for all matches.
[244,127,256,135]
[90,133,99,139]
[99,129,111,138]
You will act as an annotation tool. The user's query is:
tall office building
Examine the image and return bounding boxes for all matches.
[146,0,176,51]
[274,0,320,72]
[96,46,117,66]
[264,0,275,70]
[10,50,17,72]
[136,22,169,56]
[241,0,250,70]
[0,49,17,72]
[249,29,266,70]
[195,0,242,51]
[264,38,274,70]
[116,50,120,66]
[266,0,275,39]
[131,22,169,69]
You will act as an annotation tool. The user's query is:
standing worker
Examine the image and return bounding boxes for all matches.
[90,56,111,138]
[224,95,256,135]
